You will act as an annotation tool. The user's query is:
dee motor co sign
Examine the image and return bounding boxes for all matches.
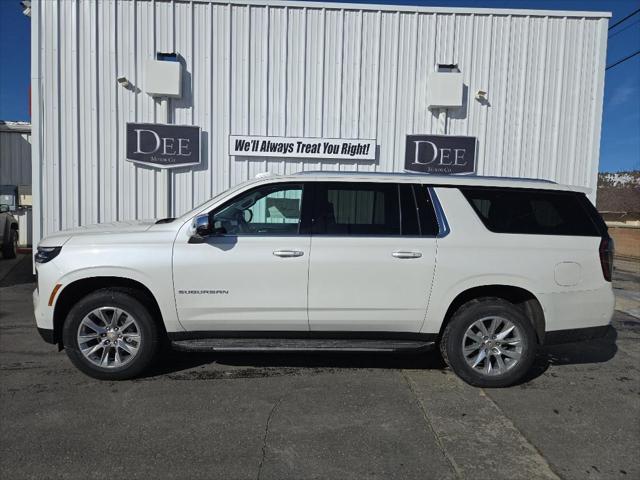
[230,135,376,161]
[405,134,476,175]
[126,122,201,168]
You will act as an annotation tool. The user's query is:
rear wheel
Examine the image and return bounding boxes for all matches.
[62,289,160,380]
[440,297,537,388]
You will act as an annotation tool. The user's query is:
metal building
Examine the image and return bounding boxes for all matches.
[30,0,610,248]
[0,122,32,188]
[0,121,33,246]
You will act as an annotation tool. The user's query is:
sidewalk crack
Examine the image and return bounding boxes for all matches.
[256,393,286,480]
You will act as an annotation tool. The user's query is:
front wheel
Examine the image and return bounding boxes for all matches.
[62,289,160,380]
[440,297,537,388]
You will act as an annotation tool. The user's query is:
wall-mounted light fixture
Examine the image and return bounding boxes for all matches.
[117,76,132,89]
[21,0,31,17]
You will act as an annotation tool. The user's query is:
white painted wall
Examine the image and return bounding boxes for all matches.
[31,0,609,247]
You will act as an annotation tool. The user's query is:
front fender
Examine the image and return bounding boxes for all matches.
[54,266,184,333]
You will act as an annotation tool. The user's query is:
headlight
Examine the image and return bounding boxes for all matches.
[35,246,62,264]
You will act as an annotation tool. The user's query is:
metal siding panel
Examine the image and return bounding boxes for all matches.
[485,14,510,177]
[341,10,361,139]
[447,13,471,138]
[230,4,250,184]
[31,0,42,255]
[191,1,213,210]
[525,17,548,180]
[288,8,304,174]
[265,6,287,175]
[134,0,154,219]
[323,9,343,150]
[116,0,137,221]
[43,0,61,233]
[98,0,119,223]
[376,11,400,174]
[413,13,437,138]
[304,8,324,141]
[464,14,491,174]
[358,10,380,157]
[393,13,417,173]
[171,0,195,215]
[58,0,76,229]
[503,15,527,179]
[586,18,608,201]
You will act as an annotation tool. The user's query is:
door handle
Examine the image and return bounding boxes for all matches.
[273,250,304,258]
[392,251,422,259]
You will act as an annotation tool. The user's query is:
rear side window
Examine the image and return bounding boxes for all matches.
[460,187,603,236]
[312,182,400,235]
[399,185,420,236]
[310,182,441,236]
[413,184,440,236]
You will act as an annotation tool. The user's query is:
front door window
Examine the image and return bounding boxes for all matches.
[212,184,303,236]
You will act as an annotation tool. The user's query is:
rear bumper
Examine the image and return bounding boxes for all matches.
[544,325,613,346]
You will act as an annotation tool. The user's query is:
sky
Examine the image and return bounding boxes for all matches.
[0,0,638,172]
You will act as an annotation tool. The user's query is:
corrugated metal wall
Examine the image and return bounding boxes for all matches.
[31,0,609,246]
[0,125,32,187]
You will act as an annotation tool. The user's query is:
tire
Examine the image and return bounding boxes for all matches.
[2,229,17,259]
[440,297,537,388]
[62,288,160,380]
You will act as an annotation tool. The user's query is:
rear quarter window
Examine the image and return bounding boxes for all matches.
[460,187,604,237]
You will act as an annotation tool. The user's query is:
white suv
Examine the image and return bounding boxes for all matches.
[33,172,615,387]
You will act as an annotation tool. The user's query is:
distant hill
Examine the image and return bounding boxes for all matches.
[597,171,640,214]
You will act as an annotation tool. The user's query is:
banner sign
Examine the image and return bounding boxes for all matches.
[405,134,476,175]
[229,135,376,161]
[126,123,201,168]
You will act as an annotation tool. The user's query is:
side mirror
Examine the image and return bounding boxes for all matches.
[188,214,211,244]
[0,204,9,213]
[194,214,211,237]
[188,214,227,244]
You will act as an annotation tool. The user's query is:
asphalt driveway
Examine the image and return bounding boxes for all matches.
[1,256,638,479]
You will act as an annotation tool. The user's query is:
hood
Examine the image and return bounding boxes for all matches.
[38,219,158,247]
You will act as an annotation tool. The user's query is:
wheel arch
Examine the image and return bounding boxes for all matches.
[438,285,546,344]
[52,276,166,349]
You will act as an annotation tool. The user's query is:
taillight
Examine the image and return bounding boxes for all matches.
[599,236,614,282]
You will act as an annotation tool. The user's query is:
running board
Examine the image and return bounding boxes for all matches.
[171,338,435,353]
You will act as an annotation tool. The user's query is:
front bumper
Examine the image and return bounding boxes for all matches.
[33,287,56,343]
[37,327,56,344]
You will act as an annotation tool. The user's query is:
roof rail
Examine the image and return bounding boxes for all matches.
[292,170,557,184]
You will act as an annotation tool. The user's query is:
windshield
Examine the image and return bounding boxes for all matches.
[176,178,261,222]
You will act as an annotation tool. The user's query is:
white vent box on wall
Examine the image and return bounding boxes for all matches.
[144,59,182,98]
[427,71,464,108]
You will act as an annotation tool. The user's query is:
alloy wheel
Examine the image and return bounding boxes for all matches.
[77,307,141,368]
[462,316,523,376]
